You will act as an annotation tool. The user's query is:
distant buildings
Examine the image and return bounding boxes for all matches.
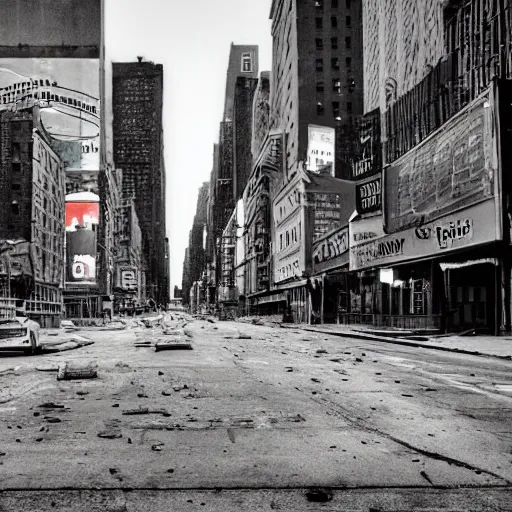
[206,45,260,296]
[112,60,169,305]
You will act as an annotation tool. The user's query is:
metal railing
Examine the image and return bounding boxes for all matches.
[339,313,442,330]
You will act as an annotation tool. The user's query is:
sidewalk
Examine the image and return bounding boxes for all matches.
[281,323,512,360]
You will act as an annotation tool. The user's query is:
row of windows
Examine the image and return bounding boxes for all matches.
[317,77,355,93]
[277,259,300,280]
[315,56,352,72]
[317,100,353,115]
[315,0,351,9]
[278,222,302,252]
[316,37,350,50]
[315,16,351,29]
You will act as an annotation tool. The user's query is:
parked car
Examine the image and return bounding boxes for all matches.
[0,309,41,355]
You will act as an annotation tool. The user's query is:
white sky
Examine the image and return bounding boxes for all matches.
[105,0,272,297]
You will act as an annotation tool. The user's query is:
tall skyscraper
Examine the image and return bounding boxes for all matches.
[112,60,168,304]
[269,0,364,179]
[223,44,259,121]
[208,45,259,289]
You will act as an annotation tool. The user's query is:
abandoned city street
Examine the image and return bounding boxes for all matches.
[0,316,511,511]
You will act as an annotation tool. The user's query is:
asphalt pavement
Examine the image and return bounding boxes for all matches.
[0,315,510,511]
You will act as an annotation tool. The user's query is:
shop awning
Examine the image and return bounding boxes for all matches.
[440,258,499,271]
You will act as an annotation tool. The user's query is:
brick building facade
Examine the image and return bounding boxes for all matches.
[0,109,65,326]
[112,60,168,304]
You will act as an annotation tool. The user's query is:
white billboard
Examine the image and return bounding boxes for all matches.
[307,124,335,175]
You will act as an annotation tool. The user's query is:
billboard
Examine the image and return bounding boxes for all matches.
[351,108,381,180]
[383,95,496,234]
[350,199,500,271]
[65,193,99,284]
[307,125,335,175]
[312,225,349,274]
[356,174,382,215]
[0,58,100,171]
[119,266,138,292]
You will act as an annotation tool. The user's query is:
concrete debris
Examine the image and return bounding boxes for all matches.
[45,417,62,423]
[122,408,169,416]
[36,366,59,372]
[57,362,98,381]
[38,402,65,409]
[98,430,122,439]
[155,341,193,351]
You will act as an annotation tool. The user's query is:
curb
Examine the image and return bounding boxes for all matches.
[281,325,512,361]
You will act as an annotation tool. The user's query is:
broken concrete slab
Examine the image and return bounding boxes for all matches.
[155,341,193,352]
[57,362,98,381]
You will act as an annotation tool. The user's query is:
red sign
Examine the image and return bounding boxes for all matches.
[65,202,99,231]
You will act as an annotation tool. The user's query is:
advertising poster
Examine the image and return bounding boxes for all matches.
[65,192,99,284]
[356,174,382,215]
[312,225,349,274]
[119,267,138,291]
[0,58,100,171]
[351,107,381,180]
[307,125,335,175]
[350,198,500,271]
[383,95,496,234]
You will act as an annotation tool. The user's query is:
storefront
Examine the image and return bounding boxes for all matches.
[311,224,349,323]
[348,198,502,332]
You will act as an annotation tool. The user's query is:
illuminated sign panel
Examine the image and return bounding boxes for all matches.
[65,195,99,284]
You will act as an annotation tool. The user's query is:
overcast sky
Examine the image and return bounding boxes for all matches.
[105,0,272,297]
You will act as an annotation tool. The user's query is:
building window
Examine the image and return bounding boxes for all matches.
[12,143,21,162]
[315,17,323,29]
[331,37,338,49]
[346,0,351,7]
[241,53,252,72]
[346,57,352,70]
[346,15,352,26]
[332,101,340,117]
[316,80,325,92]
[345,36,351,48]
[331,0,338,6]
[333,78,341,93]
[331,57,340,70]
[348,78,356,92]
[315,0,323,9]
[11,202,19,215]
[331,16,338,28]
[317,103,325,115]
[347,101,353,114]
[315,38,323,50]
[12,163,21,173]
[316,58,324,71]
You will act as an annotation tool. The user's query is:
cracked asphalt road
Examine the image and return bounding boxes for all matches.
[0,315,511,511]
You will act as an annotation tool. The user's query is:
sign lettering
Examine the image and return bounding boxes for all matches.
[356,176,382,214]
[313,227,349,265]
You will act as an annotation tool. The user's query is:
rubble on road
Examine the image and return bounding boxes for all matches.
[57,361,98,381]
[122,408,170,416]
[155,341,193,351]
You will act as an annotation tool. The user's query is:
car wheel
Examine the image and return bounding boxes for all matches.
[25,333,38,356]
